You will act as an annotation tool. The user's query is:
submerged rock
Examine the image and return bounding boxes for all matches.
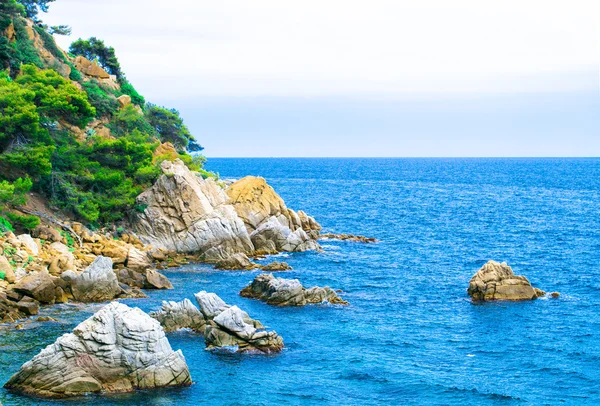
[70,256,121,302]
[467,260,545,301]
[4,302,191,398]
[131,159,253,261]
[240,273,348,306]
[205,306,284,353]
[319,233,378,243]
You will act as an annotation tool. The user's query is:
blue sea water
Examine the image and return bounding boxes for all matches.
[1,158,599,405]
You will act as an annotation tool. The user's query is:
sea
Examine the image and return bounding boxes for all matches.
[0,158,599,405]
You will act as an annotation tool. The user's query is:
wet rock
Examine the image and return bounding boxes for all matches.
[205,306,284,353]
[70,256,121,302]
[150,299,205,332]
[4,302,192,398]
[36,316,58,322]
[467,260,544,301]
[240,273,348,306]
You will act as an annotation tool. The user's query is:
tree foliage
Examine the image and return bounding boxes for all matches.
[69,37,122,79]
[16,0,55,22]
[145,103,201,151]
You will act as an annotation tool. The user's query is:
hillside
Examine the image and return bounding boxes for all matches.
[0,0,207,232]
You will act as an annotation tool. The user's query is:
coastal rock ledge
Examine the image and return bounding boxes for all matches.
[467,260,546,301]
[4,302,191,398]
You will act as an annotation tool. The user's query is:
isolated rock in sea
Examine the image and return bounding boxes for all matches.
[4,302,191,398]
[205,306,284,353]
[150,299,205,332]
[131,159,253,261]
[194,290,230,320]
[70,256,121,302]
[226,176,322,251]
[467,260,545,301]
[240,273,348,306]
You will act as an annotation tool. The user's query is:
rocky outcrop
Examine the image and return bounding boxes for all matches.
[150,299,205,332]
[4,302,191,398]
[70,256,121,302]
[73,55,110,79]
[467,260,546,301]
[144,269,173,289]
[13,270,57,304]
[240,273,348,306]
[131,159,253,262]
[205,306,284,353]
[226,176,321,252]
[151,291,281,353]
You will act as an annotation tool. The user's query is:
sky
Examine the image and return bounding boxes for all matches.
[44,0,600,157]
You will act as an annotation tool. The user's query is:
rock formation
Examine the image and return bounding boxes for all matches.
[226,176,321,252]
[260,261,292,271]
[214,253,259,270]
[151,291,282,353]
[205,306,284,353]
[150,299,205,332]
[131,159,254,261]
[240,273,348,306]
[467,260,546,301]
[70,256,121,302]
[4,302,191,398]
[319,233,378,243]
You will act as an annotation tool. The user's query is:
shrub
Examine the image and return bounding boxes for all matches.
[6,212,40,230]
[81,80,119,118]
[119,79,144,106]
[0,216,14,234]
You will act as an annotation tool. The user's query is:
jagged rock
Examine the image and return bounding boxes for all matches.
[214,253,258,270]
[467,260,545,301]
[70,256,121,302]
[144,270,173,289]
[205,306,284,353]
[4,302,191,398]
[127,247,152,271]
[240,273,348,306]
[13,270,57,304]
[0,256,15,283]
[194,290,229,320]
[131,159,253,261]
[0,292,26,323]
[17,234,39,256]
[251,217,319,252]
[116,268,145,288]
[260,261,292,271]
[227,176,322,249]
[150,299,205,332]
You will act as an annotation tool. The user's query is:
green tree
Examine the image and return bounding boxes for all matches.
[69,37,122,79]
[16,0,55,21]
[145,103,202,151]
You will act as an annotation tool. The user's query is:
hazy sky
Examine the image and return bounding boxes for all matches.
[45,0,600,157]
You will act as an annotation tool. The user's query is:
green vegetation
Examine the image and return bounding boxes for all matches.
[0,7,207,228]
[69,37,122,79]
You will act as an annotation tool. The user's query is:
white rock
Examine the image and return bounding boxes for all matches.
[4,302,191,397]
